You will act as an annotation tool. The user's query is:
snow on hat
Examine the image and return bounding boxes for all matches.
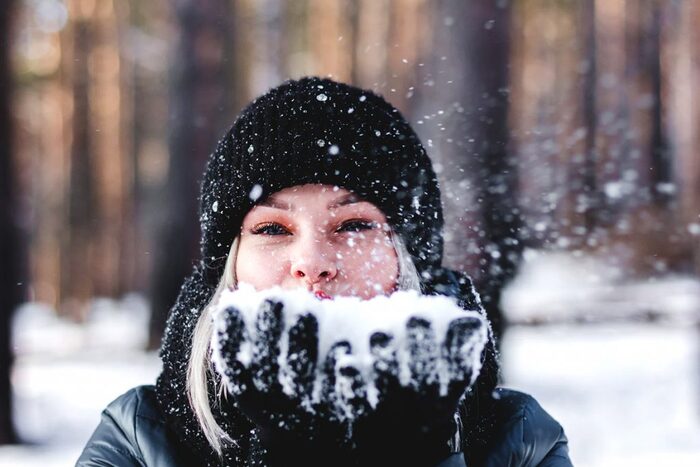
[198,76,444,286]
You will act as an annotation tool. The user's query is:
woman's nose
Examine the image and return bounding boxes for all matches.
[290,238,338,284]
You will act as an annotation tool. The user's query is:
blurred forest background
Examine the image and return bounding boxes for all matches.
[1,0,700,464]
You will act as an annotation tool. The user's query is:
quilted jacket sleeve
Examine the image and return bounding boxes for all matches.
[481,389,573,467]
[76,385,192,467]
[76,387,146,466]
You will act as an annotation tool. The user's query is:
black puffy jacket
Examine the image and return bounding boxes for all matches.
[77,385,572,466]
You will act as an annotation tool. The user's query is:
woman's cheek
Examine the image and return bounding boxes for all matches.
[236,243,289,289]
[368,243,399,285]
[356,236,395,267]
[340,239,397,296]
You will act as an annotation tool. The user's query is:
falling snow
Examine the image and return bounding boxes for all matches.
[249,184,263,201]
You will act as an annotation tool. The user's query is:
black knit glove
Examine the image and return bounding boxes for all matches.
[213,291,486,466]
[213,299,348,465]
[348,315,484,465]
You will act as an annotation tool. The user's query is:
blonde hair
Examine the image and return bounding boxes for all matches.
[187,231,421,456]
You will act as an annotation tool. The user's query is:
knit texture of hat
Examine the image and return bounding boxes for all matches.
[156,77,499,466]
[199,76,444,286]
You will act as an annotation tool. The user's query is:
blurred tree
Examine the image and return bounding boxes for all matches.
[89,1,133,297]
[125,0,172,297]
[461,0,520,342]
[588,0,686,275]
[0,0,20,445]
[509,1,597,249]
[64,1,96,315]
[308,0,352,83]
[148,0,237,348]
[0,0,131,318]
[245,0,287,95]
[643,0,672,208]
[508,0,688,277]
[580,0,598,233]
[416,0,519,342]
[667,0,700,274]
[353,0,390,86]
[13,0,71,313]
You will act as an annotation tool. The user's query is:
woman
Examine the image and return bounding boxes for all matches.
[78,77,572,466]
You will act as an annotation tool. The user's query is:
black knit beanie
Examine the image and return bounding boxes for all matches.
[199,76,443,287]
[157,77,498,466]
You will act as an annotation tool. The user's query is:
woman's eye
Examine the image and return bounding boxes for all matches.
[251,222,290,236]
[337,220,377,233]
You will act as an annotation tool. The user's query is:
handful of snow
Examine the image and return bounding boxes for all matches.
[211,283,487,424]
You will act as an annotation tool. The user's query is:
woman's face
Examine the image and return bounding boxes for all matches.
[235,184,399,299]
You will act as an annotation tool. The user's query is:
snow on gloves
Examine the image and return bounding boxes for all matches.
[211,284,488,464]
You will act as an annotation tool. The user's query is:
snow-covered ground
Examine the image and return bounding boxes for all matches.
[501,323,700,467]
[3,295,161,467]
[2,253,700,466]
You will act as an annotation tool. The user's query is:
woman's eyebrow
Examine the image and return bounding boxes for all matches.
[327,193,363,209]
[257,197,293,210]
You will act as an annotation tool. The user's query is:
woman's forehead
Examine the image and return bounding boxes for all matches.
[263,184,361,205]
[275,183,353,197]
[250,183,385,215]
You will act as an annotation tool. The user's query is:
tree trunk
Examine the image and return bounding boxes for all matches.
[580,0,599,234]
[645,0,672,207]
[459,0,519,342]
[63,12,96,317]
[416,0,518,342]
[0,0,20,445]
[148,0,236,349]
